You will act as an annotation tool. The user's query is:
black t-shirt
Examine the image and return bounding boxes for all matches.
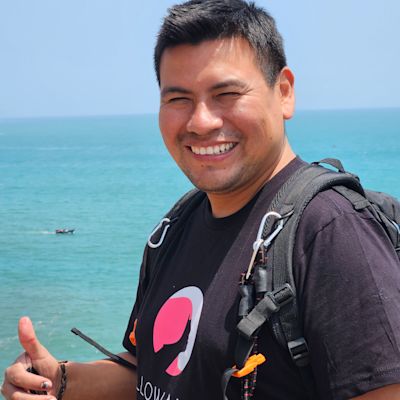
[123,158,400,400]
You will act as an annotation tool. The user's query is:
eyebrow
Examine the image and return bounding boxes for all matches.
[160,86,191,97]
[160,79,248,98]
[210,79,248,91]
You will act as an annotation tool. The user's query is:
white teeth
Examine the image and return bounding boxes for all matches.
[190,143,234,155]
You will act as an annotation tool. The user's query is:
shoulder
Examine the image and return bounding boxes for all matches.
[292,190,400,399]
[293,186,399,308]
[295,188,381,256]
[302,188,374,229]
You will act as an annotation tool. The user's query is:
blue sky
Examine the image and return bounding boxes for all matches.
[1,0,399,118]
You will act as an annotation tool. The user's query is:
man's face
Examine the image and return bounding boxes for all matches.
[158,37,294,197]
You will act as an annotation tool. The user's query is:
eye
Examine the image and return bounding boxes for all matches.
[216,91,242,103]
[218,92,241,98]
[165,96,191,105]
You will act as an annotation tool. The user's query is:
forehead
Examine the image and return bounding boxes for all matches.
[159,37,262,87]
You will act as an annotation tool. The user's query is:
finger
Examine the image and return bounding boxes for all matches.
[4,360,53,394]
[18,317,51,362]
[13,352,32,369]
[1,380,56,400]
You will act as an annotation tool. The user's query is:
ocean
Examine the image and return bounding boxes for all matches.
[0,109,399,379]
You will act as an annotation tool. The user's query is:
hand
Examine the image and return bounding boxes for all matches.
[1,317,60,400]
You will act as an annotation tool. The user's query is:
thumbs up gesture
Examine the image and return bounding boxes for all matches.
[1,317,60,400]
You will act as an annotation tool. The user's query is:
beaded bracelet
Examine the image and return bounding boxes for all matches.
[27,361,67,398]
[57,362,68,400]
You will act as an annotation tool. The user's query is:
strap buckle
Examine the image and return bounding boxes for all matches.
[232,354,266,378]
[270,284,294,308]
[288,337,310,367]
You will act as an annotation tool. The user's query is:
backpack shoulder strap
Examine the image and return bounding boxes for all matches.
[265,162,365,396]
[141,188,205,287]
[267,161,364,356]
[232,161,365,398]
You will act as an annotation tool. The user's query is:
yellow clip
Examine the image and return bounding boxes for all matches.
[232,354,266,378]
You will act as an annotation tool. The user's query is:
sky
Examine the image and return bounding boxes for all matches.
[1,0,399,118]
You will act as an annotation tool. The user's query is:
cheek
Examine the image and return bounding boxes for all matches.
[159,109,171,136]
[159,112,185,162]
[228,105,265,138]
[159,113,177,151]
[159,108,187,142]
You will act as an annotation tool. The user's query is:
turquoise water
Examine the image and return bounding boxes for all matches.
[1,109,399,378]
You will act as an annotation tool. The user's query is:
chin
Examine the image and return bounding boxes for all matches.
[189,176,243,194]
[183,165,247,193]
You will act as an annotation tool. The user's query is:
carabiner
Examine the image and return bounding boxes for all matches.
[263,218,284,250]
[245,212,283,280]
[147,218,171,249]
[253,211,282,250]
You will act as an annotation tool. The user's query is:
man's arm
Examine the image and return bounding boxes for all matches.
[1,317,137,400]
[62,353,136,400]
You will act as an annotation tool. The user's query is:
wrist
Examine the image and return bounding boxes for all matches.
[55,361,68,400]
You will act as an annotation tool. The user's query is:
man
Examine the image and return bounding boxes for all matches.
[2,1,400,399]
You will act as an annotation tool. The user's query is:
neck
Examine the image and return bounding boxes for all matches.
[207,145,296,218]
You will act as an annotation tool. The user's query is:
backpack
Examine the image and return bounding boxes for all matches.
[143,158,400,398]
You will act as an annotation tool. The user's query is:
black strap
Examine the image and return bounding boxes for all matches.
[334,186,400,255]
[222,161,369,399]
[146,188,201,248]
[258,163,365,398]
[71,328,137,370]
[269,165,364,347]
[333,186,370,210]
[143,189,204,285]
[312,158,346,173]
[221,367,238,400]
[237,284,294,340]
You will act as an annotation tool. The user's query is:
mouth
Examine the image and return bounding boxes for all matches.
[189,142,236,156]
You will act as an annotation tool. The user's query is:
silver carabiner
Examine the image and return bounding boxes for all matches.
[263,218,284,250]
[147,217,171,249]
[253,211,283,250]
[246,211,283,280]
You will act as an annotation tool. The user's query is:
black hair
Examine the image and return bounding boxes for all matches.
[154,0,287,86]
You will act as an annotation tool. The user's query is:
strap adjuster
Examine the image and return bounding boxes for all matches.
[288,337,309,367]
[236,284,295,341]
[232,354,266,378]
[270,284,295,308]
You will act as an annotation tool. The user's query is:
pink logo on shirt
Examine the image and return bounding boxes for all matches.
[153,286,204,376]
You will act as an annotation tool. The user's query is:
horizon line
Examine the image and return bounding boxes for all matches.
[1,106,399,122]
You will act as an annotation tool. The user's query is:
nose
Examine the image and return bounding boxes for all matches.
[186,102,223,135]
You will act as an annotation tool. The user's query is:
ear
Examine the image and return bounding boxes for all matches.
[278,67,295,120]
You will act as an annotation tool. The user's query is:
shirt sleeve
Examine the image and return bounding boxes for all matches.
[294,190,400,399]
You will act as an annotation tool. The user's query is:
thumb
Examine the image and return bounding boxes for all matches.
[18,316,51,362]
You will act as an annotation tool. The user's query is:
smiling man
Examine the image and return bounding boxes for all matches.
[158,37,295,217]
[2,1,400,400]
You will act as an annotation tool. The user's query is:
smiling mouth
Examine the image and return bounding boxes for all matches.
[190,142,236,155]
